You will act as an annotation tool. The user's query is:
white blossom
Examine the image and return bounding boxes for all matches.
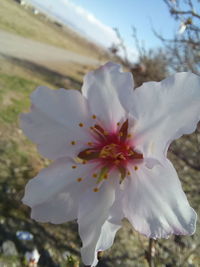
[21,62,200,266]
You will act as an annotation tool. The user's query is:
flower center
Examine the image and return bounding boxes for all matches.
[72,118,143,191]
[100,143,126,159]
[99,142,139,166]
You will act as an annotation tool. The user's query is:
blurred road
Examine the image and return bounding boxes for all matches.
[0,30,99,73]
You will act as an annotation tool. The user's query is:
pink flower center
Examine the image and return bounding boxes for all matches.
[77,119,143,187]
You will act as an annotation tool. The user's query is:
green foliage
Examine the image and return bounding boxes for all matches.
[0,73,37,123]
[66,256,79,267]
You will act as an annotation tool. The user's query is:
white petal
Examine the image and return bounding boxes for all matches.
[96,220,121,252]
[78,181,116,266]
[20,87,91,160]
[31,183,79,223]
[117,72,200,158]
[123,160,197,239]
[82,62,133,129]
[31,86,89,128]
[93,185,124,265]
[23,158,98,223]
[94,189,124,255]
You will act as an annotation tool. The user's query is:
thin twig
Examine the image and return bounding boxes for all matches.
[146,238,154,267]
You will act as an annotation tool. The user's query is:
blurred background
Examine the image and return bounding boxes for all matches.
[0,0,199,266]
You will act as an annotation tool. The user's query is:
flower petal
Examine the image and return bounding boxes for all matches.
[95,220,121,253]
[82,62,134,129]
[93,185,124,266]
[20,87,91,160]
[78,181,116,266]
[23,158,98,223]
[117,72,200,158]
[123,160,197,239]
[30,183,79,223]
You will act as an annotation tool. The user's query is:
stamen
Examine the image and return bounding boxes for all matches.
[92,115,97,119]
[119,166,126,184]
[134,166,138,171]
[93,187,99,192]
[127,171,131,176]
[97,166,109,183]
[92,173,97,178]
[94,124,106,135]
[119,119,128,141]
[125,145,130,150]
[118,154,126,160]
[117,122,120,126]
[76,177,83,182]
[72,165,77,169]
[103,173,108,179]
[71,141,76,145]
[82,160,87,164]
[79,123,84,127]
[127,134,132,138]
[87,142,93,146]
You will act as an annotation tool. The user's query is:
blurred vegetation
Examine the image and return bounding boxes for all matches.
[156,0,200,74]
[0,0,108,60]
[0,0,200,267]
[110,28,169,87]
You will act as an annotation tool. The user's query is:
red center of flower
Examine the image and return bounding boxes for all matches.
[77,119,143,185]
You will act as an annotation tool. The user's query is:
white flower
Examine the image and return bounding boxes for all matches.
[21,62,200,267]
[178,22,187,34]
[25,248,40,264]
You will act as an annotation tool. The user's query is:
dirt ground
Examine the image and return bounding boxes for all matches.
[0,30,100,77]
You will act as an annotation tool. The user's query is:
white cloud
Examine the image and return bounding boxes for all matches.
[26,0,137,59]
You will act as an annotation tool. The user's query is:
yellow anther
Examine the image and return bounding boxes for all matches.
[87,142,93,146]
[134,166,138,171]
[110,143,116,147]
[93,187,99,192]
[72,165,77,169]
[79,123,84,127]
[71,141,76,145]
[127,171,131,176]
[82,160,87,164]
[92,173,97,178]
[90,126,94,130]
[103,174,108,179]
[104,131,108,135]
[92,115,97,119]
[118,154,126,160]
[77,177,83,182]
[86,150,92,155]
[127,133,132,138]
[117,122,120,126]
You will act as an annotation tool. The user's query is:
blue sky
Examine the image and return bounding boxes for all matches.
[72,0,176,48]
[28,0,179,58]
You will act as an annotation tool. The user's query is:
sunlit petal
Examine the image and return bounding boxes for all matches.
[123,160,197,238]
[117,72,200,159]
[20,87,91,160]
[82,62,133,129]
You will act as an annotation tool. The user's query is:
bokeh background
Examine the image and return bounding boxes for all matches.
[0,0,199,266]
